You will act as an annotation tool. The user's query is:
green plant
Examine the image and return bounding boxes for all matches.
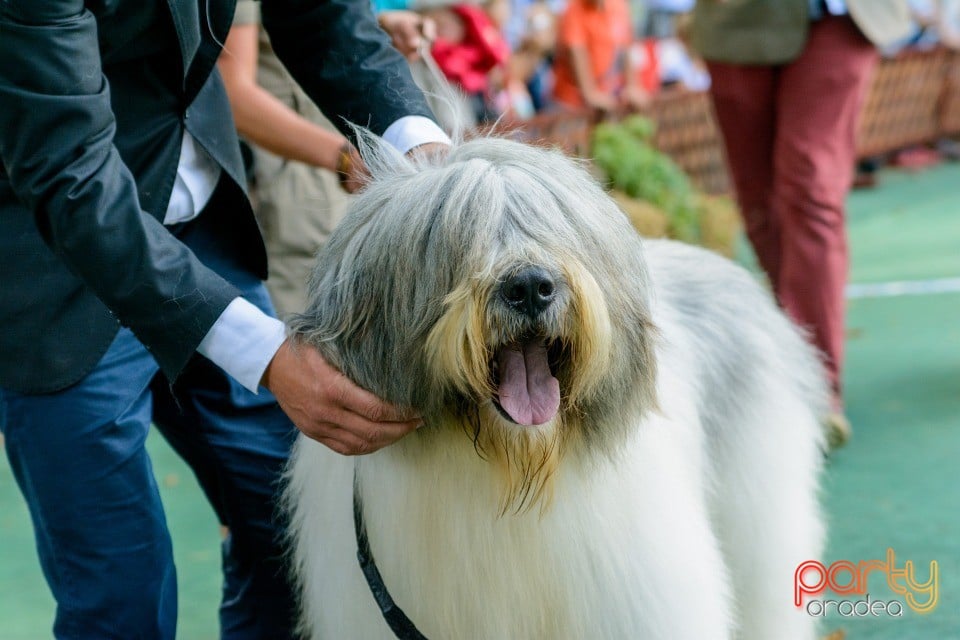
[592,116,701,243]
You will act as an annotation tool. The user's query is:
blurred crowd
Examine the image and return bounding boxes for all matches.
[374,0,960,127]
[380,0,707,126]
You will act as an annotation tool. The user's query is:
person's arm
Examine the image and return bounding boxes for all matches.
[261,0,445,143]
[557,2,617,111]
[218,9,444,188]
[0,2,419,455]
[217,23,346,174]
[0,1,239,381]
[621,44,651,110]
[200,298,422,456]
[377,10,436,60]
[568,44,619,111]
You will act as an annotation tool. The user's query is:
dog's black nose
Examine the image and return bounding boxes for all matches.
[500,267,556,317]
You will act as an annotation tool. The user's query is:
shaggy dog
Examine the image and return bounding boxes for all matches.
[286,136,826,639]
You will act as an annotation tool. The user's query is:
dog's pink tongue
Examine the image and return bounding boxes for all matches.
[497,342,560,426]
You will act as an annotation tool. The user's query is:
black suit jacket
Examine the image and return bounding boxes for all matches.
[0,0,434,393]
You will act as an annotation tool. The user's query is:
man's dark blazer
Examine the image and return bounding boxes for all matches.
[0,0,434,393]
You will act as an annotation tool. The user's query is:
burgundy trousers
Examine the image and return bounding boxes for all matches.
[707,16,878,404]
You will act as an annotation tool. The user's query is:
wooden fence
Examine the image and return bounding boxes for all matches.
[486,47,960,195]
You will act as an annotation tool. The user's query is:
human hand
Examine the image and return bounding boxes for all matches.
[584,90,618,113]
[406,141,450,162]
[379,10,437,60]
[622,85,652,111]
[262,338,421,455]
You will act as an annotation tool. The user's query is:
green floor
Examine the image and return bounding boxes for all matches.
[1,165,958,638]
[819,165,960,639]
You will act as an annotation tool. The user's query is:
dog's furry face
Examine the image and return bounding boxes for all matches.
[292,137,657,511]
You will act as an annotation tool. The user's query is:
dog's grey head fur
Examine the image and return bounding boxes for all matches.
[291,136,656,461]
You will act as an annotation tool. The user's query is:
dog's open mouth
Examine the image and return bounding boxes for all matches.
[490,337,562,426]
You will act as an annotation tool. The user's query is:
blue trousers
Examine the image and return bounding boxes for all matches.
[0,208,299,638]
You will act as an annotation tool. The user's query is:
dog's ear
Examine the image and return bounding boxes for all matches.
[349,126,412,182]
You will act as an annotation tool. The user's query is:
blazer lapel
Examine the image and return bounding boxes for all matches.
[165,0,202,84]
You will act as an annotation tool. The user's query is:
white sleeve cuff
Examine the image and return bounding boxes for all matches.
[196,297,288,393]
[381,116,451,155]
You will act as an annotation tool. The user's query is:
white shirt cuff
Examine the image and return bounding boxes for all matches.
[382,116,451,155]
[197,297,288,393]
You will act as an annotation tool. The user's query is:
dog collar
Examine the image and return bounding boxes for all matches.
[354,471,429,640]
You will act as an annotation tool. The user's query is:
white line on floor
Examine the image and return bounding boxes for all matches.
[846,277,960,299]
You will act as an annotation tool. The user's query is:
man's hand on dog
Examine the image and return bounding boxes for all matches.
[262,338,421,455]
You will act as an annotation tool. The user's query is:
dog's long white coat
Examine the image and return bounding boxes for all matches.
[287,240,824,640]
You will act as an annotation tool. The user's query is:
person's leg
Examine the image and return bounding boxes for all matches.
[151,352,297,640]
[0,329,175,639]
[154,196,299,639]
[707,62,782,289]
[773,16,878,404]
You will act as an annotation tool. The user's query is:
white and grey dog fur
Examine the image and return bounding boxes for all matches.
[286,136,826,639]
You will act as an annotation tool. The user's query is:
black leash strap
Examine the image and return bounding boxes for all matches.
[353,470,429,640]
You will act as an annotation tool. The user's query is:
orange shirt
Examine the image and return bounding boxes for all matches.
[552,0,634,108]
